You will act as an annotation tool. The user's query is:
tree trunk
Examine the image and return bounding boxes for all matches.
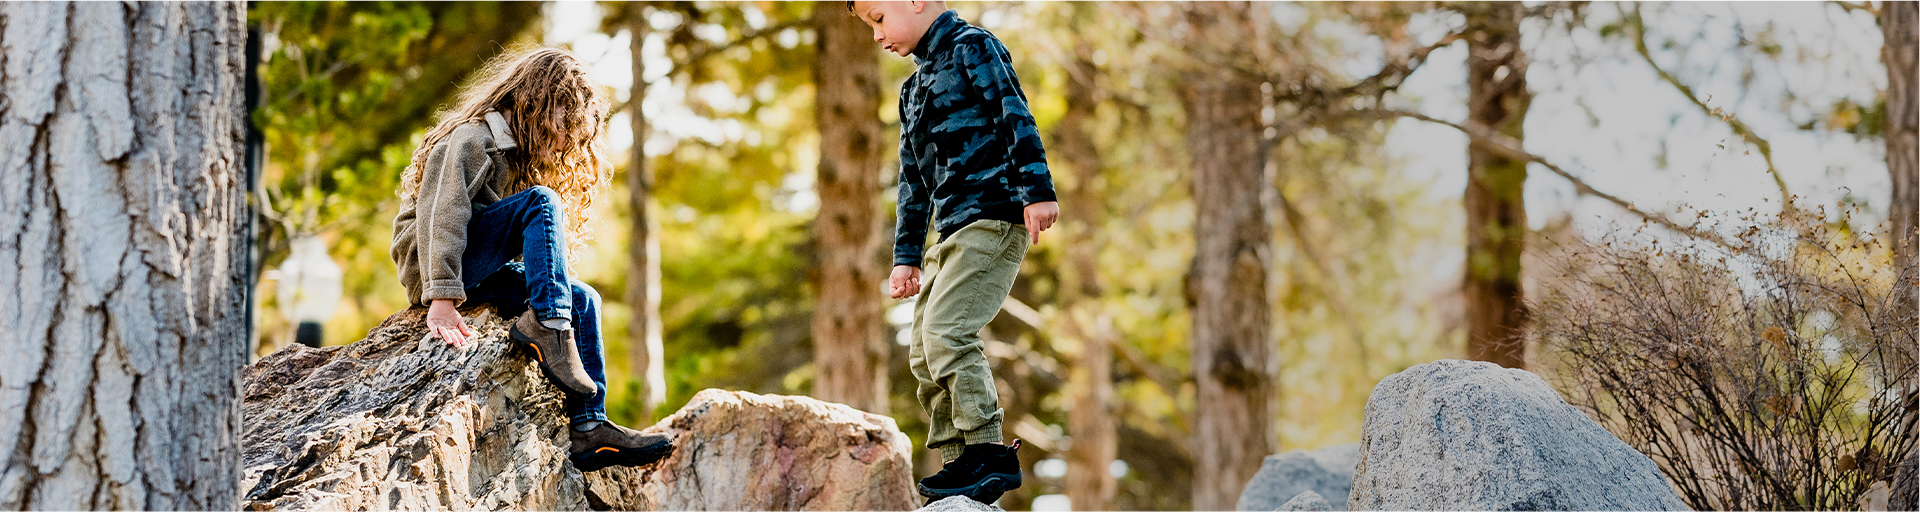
[810,1,888,414]
[1178,3,1276,510]
[1461,2,1531,369]
[1054,13,1118,510]
[1885,1,1918,270]
[626,2,666,419]
[0,2,250,508]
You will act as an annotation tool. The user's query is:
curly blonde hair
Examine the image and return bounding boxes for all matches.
[403,46,611,263]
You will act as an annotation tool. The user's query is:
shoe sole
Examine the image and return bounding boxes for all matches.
[570,439,676,472]
[509,329,597,396]
[916,472,1022,503]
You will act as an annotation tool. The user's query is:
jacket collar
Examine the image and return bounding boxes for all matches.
[483,109,518,151]
[912,10,964,65]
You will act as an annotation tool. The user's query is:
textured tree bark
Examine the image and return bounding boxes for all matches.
[626,2,666,419]
[1884,1,1918,270]
[810,1,888,414]
[1460,2,1531,369]
[0,2,250,509]
[1178,3,1277,510]
[1053,16,1118,510]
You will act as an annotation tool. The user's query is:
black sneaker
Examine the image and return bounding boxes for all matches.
[917,439,1023,504]
[568,421,675,472]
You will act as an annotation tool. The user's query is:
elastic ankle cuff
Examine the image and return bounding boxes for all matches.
[938,443,966,462]
[962,422,1003,446]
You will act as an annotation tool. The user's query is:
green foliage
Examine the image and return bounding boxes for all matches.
[596,4,1462,509]
[252,2,543,238]
[1267,121,1462,452]
[248,2,543,349]
[253,2,1903,510]
[582,2,824,425]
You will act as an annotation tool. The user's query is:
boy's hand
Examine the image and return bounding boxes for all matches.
[888,265,922,299]
[427,299,477,348]
[1024,201,1059,244]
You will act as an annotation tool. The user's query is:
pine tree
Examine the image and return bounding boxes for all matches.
[810,1,888,414]
[1459,2,1532,369]
[1177,3,1277,509]
[0,3,250,508]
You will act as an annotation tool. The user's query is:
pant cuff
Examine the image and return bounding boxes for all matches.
[938,442,967,462]
[962,419,1004,446]
[569,412,608,425]
[538,307,573,323]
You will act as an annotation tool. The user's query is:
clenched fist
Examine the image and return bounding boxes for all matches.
[888,265,922,299]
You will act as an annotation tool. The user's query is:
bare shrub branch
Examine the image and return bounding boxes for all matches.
[1536,212,1918,510]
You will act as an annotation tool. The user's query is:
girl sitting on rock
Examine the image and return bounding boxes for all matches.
[390,46,671,472]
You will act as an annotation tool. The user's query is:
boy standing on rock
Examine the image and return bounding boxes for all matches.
[849,0,1058,504]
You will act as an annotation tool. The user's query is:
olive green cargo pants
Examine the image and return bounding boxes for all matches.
[908,219,1029,462]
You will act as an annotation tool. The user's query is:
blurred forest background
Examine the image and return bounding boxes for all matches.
[246,2,1916,510]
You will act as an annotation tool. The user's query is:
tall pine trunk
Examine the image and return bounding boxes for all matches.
[1461,2,1531,369]
[626,2,666,419]
[1179,3,1276,510]
[0,2,250,508]
[810,1,887,413]
[1055,16,1118,510]
[1884,1,1918,270]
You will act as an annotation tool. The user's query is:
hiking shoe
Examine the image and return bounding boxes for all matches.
[509,310,597,396]
[569,421,675,472]
[917,439,1022,503]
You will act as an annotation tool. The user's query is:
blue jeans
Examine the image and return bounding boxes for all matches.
[460,186,608,425]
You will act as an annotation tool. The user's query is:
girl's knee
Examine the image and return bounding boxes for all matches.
[527,185,560,204]
[525,185,567,224]
[568,278,601,306]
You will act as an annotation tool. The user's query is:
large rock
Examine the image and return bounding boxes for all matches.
[918,496,1003,512]
[592,388,918,510]
[1893,449,1917,511]
[1277,490,1333,511]
[240,307,581,510]
[1237,443,1357,511]
[1347,359,1687,511]
[240,307,915,510]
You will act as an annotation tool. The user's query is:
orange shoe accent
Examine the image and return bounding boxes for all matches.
[595,447,620,454]
[529,344,544,362]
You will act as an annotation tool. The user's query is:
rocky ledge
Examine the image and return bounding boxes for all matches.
[239,306,915,510]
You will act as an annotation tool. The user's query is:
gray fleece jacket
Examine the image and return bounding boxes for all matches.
[391,111,520,307]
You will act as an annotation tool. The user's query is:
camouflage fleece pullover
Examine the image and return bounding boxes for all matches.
[892,10,1055,268]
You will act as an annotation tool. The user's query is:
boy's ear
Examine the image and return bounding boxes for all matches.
[911,0,925,14]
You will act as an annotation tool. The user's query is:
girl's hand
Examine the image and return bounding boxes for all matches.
[888,265,922,299]
[1024,201,1059,245]
[427,299,477,348]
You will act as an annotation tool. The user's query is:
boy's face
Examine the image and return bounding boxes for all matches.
[851,1,939,58]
